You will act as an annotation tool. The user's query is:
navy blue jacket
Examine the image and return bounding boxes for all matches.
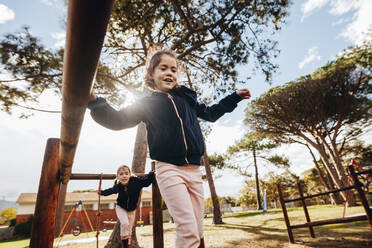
[100,172,154,211]
[88,86,242,165]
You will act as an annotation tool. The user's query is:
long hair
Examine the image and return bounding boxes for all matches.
[114,165,132,186]
[144,49,180,90]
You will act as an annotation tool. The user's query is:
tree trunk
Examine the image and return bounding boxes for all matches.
[306,145,341,204]
[253,148,263,210]
[104,222,121,248]
[319,135,356,205]
[203,140,224,224]
[130,122,148,248]
[105,123,148,248]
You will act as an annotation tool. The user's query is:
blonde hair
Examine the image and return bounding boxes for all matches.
[114,165,132,186]
[144,50,180,90]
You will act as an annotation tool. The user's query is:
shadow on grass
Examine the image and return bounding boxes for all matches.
[206,219,372,248]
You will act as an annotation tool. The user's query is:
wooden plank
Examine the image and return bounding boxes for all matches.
[55,183,67,237]
[348,165,372,227]
[297,183,315,238]
[277,183,294,243]
[59,0,114,184]
[152,162,164,248]
[30,138,60,248]
[69,173,147,180]
[284,185,355,203]
[291,215,368,229]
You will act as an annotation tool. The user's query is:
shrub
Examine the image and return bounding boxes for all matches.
[13,215,33,237]
[9,218,16,227]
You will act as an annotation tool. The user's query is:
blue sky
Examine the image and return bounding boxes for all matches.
[0,0,371,202]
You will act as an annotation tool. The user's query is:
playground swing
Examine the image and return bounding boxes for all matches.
[55,175,104,248]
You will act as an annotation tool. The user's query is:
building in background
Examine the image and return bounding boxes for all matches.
[16,191,152,234]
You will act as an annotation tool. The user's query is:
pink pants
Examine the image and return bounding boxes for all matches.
[155,161,204,248]
[115,205,136,242]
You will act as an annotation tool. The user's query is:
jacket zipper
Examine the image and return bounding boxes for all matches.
[167,93,190,164]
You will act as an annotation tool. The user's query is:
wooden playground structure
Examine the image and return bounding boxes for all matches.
[28,1,183,247]
[277,164,372,243]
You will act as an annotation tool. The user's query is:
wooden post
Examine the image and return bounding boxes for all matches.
[152,162,164,248]
[60,0,114,184]
[297,182,315,238]
[277,183,294,243]
[348,165,372,227]
[55,182,67,237]
[30,138,60,248]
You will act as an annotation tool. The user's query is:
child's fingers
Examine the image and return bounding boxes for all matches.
[237,89,251,99]
[89,92,97,102]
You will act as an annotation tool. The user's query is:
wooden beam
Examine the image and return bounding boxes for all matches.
[284,185,355,203]
[297,183,315,238]
[69,173,147,180]
[348,165,372,227]
[30,138,60,248]
[291,215,368,229]
[59,0,114,184]
[152,162,164,248]
[276,183,294,243]
[54,183,67,237]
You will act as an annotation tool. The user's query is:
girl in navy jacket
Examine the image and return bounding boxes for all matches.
[89,50,250,248]
[98,165,154,248]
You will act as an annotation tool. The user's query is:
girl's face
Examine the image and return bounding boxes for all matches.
[117,168,130,185]
[152,55,178,92]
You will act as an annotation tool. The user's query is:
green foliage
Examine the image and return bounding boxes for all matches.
[260,170,299,205]
[227,132,290,176]
[0,1,291,116]
[72,189,96,193]
[0,207,17,226]
[9,218,16,227]
[13,216,33,237]
[245,40,372,144]
[237,180,259,206]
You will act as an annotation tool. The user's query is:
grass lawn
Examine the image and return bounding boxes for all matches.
[1,205,371,248]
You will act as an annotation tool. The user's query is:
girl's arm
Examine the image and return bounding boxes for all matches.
[136,171,155,187]
[87,96,146,130]
[196,91,246,122]
[99,185,119,196]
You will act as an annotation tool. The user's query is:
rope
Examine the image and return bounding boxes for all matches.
[96,173,103,248]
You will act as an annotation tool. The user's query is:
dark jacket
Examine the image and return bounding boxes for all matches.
[100,172,154,211]
[88,86,242,165]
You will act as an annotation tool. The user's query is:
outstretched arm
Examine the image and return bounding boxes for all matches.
[196,89,251,122]
[137,171,155,187]
[87,92,145,130]
[99,185,119,196]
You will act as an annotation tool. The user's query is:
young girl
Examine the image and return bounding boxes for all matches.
[88,50,251,248]
[98,165,154,248]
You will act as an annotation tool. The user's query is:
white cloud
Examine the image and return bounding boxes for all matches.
[0,4,15,24]
[51,31,66,47]
[40,0,55,6]
[298,46,322,69]
[206,121,245,154]
[301,0,329,22]
[338,0,372,45]
[328,0,360,15]
[332,17,349,26]
[301,0,372,45]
